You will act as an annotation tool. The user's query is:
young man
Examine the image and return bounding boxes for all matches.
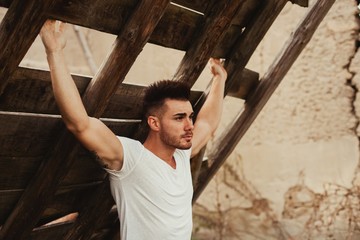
[40,20,227,240]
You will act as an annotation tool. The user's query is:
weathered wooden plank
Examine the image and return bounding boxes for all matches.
[173,0,246,85]
[0,0,211,15]
[49,0,137,35]
[0,0,56,95]
[0,156,42,190]
[88,208,118,240]
[39,182,106,226]
[193,0,336,201]
[0,113,63,157]
[0,0,259,54]
[224,0,289,96]
[0,182,100,225]
[0,190,21,225]
[63,180,114,240]
[191,0,289,198]
[227,68,259,99]
[0,152,106,190]
[0,67,204,118]
[0,112,138,157]
[0,0,172,239]
[0,0,10,7]
[0,67,87,115]
[105,84,203,119]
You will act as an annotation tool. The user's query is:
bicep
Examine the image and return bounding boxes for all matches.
[73,117,124,171]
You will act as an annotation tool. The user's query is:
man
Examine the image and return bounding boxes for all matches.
[40,20,227,240]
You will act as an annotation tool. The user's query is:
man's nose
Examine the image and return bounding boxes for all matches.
[185,118,194,130]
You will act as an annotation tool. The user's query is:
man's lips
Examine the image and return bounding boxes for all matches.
[182,133,193,141]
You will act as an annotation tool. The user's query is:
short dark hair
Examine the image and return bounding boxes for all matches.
[142,80,191,119]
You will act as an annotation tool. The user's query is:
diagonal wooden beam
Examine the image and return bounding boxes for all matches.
[193,0,336,202]
[224,0,289,96]
[63,179,113,240]
[189,0,288,188]
[0,0,56,95]
[192,0,287,200]
[0,0,171,239]
[192,0,288,115]
[172,0,247,86]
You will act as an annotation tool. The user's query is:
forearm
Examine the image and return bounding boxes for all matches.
[196,75,225,133]
[47,51,89,132]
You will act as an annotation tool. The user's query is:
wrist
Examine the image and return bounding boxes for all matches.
[46,50,63,59]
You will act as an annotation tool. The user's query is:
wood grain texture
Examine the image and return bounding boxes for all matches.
[0,0,260,54]
[0,0,56,95]
[0,67,205,118]
[173,0,246,85]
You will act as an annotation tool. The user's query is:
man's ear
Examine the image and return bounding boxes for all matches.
[147,116,160,131]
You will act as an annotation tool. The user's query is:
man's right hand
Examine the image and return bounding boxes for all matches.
[40,20,67,54]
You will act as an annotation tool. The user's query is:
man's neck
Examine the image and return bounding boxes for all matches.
[143,136,176,169]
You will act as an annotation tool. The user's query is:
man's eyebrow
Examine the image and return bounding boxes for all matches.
[173,113,187,117]
[173,112,194,117]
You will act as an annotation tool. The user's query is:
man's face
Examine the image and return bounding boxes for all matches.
[158,99,194,150]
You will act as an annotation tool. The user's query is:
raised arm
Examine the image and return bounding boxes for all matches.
[40,20,124,170]
[191,58,227,157]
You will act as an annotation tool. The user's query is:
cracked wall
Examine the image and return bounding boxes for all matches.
[194,0,360,239]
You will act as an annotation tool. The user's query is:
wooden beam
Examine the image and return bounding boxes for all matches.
[227,68,259,99]
[193,0,336,201]
[0,0,56,95]
[0,0,171,238]
[191,0,289,197]
[63,180,114,240]
[0,67,203,118]
[0,0,261,55]
[0,112,138,158]
[173,0,247,86]
[224,0,288,96]
[290,0,309,7]
[0,182,99,225]
[191,0,288,130]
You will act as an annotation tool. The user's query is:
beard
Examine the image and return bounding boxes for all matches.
[160,130,192,150]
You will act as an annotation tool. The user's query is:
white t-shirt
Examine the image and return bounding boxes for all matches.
[105,136,193,240]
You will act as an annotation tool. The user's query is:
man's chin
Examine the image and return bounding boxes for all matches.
[178,143,192,150]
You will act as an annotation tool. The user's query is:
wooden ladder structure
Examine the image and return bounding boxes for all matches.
[0,0,335,239]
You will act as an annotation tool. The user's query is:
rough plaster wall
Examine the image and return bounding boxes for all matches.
[194,0,360,239]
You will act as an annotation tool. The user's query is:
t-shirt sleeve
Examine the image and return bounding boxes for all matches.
[104,136,144,179]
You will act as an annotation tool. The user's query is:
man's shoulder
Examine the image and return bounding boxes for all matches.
[175,148,192,160]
